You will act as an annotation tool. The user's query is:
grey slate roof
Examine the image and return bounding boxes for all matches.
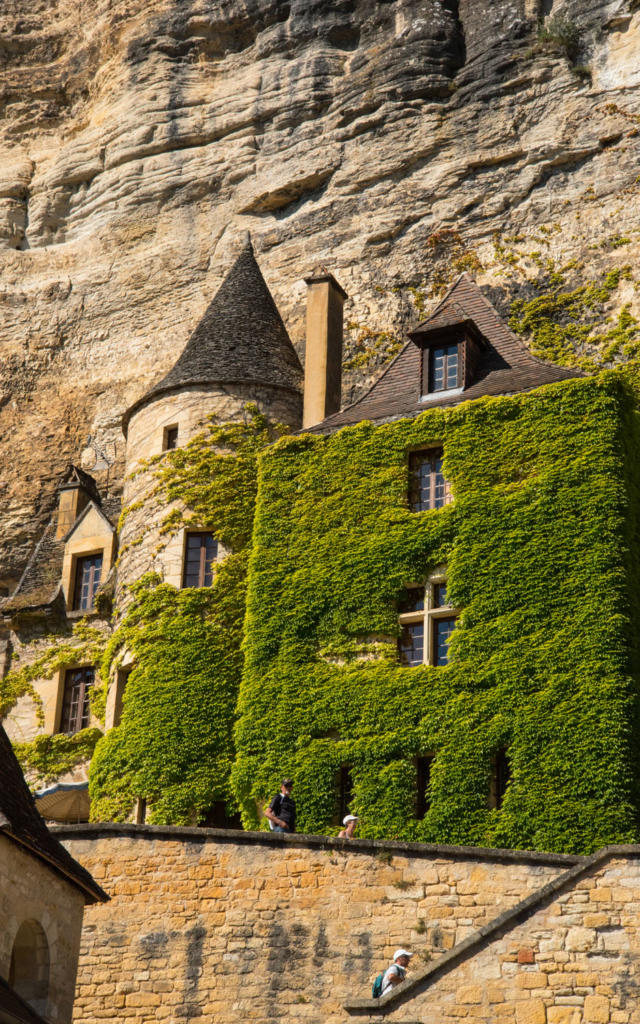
[308,274,582,433]
[123,239,303,433]
[0,724,107,904]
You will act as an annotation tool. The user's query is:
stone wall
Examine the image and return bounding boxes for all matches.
[0,833,86,1024]
[347,847,640,1024]
[58,825,575,1023]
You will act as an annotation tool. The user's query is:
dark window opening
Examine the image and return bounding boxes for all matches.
[399,587,425,614]
[408,450,451,512]
[415,755,434,819]
[59,667,94,734]
[399,622,424,666]
[183,532,218,588]
[113,667,131,728]
[72,553,103,611]
[163,425,179,451]
[490,749,511,810]
[135,798,147,824]
[9,920,50,1012]
[432,582,448,608]
[432,616,456,667]
[200,801,243,830]
[336,765,354,824]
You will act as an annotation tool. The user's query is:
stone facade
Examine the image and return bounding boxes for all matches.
[58,826,574,1023]
[349,849,640,1024]
[0,834,87,1023]
[118,382,301,600]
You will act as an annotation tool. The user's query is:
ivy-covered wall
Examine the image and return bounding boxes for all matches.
[233,374,640,854]
[89,410,286,824]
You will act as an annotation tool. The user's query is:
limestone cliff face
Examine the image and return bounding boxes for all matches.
[1,0,639,588]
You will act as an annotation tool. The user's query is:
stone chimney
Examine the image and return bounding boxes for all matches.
[55,466,99,539]
[303,268,348,429]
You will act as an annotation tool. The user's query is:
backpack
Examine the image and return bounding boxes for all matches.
[372,972,385,998]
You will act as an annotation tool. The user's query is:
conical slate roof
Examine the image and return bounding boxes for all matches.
[123,240,303,432]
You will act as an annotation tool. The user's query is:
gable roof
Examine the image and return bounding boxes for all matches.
[1,495,120,619]
[309,274,582,433]
[123,238,303,434]
[61,499,116,544]
[0,724,107,904]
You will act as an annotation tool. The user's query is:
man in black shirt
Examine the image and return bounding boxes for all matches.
[265,778,296,833]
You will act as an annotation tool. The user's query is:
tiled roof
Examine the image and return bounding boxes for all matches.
[1,494,120,618]
[123,239,303,433]
[309,274,582,433]
[0,975,49,1024]
[0,724,107,904]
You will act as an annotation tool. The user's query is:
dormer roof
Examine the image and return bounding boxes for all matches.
[307,274,582,433]
[123,238,303,434]
[58,464,101,505]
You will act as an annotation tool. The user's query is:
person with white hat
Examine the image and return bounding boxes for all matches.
[380,949,414,995]
[338,813,359,839]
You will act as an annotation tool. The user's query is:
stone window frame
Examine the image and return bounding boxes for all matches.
[61,513,116,615]
[398,567,458,667]
[163,424,179,451]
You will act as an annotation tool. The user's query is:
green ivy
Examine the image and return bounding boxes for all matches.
[89,409,288,825]
[233,374,640,853]
[13,728,103,787]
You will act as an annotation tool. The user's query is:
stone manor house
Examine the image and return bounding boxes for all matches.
[1,237,636,853]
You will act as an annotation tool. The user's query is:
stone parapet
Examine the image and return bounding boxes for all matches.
[58,826,576,1024]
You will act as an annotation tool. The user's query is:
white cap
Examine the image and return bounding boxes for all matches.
[343,814,359,825]
[394,949,414,961]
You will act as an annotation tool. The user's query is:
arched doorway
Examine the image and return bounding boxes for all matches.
[8,920,50,1014]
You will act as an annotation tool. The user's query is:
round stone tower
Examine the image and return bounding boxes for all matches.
[117,237,303,598]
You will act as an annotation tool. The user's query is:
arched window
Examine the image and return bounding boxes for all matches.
[9,920,50,1013]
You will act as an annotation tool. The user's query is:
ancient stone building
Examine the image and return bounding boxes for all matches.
[0,724,106,1023]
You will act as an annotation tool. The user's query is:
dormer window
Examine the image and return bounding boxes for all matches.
[411,316,487,402]
[72,553,103,611]
[429,344,459,392]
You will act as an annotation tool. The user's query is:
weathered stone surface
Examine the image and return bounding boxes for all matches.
[1,0,640,589]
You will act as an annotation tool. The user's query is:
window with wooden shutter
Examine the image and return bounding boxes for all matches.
[182,532,218,588]
[59,667,94,734]
[72,553,103,611]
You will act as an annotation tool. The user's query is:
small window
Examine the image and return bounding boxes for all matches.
[429,344,459,392]
[163,425,179,451]
[398,574,457,667]
[72,553,103,611]
[408,451,451,512]
[489,749,511,810]
[182,532,218,588]
[432,616,456,667]
[59,667,94,734]
[415,755,434,819]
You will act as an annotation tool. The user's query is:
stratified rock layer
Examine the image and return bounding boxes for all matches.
[1,0,640,587]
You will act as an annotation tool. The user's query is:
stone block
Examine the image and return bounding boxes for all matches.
[548,1009,582,1024]
[457,985,483,1004]
[517,973,548,989]
[565,927,596,951]
[584,995,611,1023]
[515,998,547,1024]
